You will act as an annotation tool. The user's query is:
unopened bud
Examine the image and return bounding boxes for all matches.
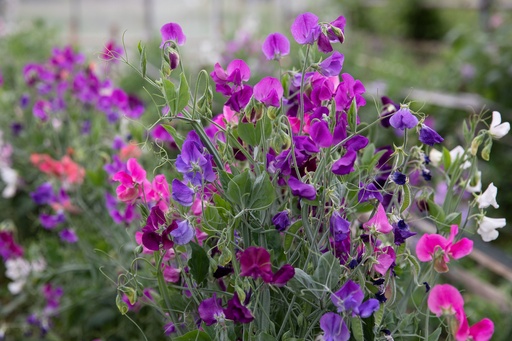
[267,106,279,120]
[470,134,484,156]
[481,138,493,161]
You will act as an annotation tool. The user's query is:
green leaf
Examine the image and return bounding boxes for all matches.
[428,327,442,341]
[249,172,275,210]
[284,220,303,252]
[257,333,277,341]
[351,317,364,341]
[162,79,177,116]
[188,242,209,285]
[177,72,190,114]
[312,251,342,291]
[347,98,358,133]
[174,330,212,341]
[374,304,384,327]
[226,170,252,208]
[445,212,462,226]
[426,199,445,223]
[138,41,147,78]
[442,147,451,171]
[238,122,260,146]
[161,123,185,149]
[400,184,412,213]
[202,206,226,233]
[360,143,376,166]
[218,170,234,193]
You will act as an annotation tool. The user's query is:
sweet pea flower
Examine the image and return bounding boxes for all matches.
[272,210,290,231]
[288,177,317,200]
[224,293,254,324]
[477,216,506,242]
[239,246,295,286]
[330,212,350,242]
[112,158,147,203]
[253,76,283,107]
[330,279,380,317]
[416,224,473,272]
[457,313,494,341]
[389,106,418,130]
[331,149,357,176]
[198,294,225,326]
[476,183,499,209]
[171,179,194,207]
[489,111,510,139]
[419,124,444,146]
[318,51,344,77]
[290,12,320,45]
[262,32,290,60]
[160,22,186,48]
[59,228,78,243]
[170,220,195,245]
[363,203,393,234]
[319,312,350,341]
[358,182,383,203]
[428,284,464,317]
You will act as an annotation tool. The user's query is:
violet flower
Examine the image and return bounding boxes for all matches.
[358,182,383,203]
[393,220,416,245]
[262,32,290,60]
[170,220,195,245]
[40,212,66,230]
[160,22,186,48]
[171,179,195,207]
[331,279,380,317]
[59,228,78,243]
[319,51,344,77]
[320,312,350,341]
[288,177,317,200]
[334,73,366,112]
[390,171,407,185]
[33,99,50,121]
[31,182,54,205]
[389,107,418,130]
[419,124,444,146]
[380,96,399,128]
[253,77,283,107]
[330,212,350,242]
[199,294,225,326]
[290,12,320,45]
[272,210,290,231]
[224,293,254,324]
[331,149,357,176]
[175,139,216,186]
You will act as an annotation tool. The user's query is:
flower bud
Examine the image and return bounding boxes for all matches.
[481,138,493,161]
[470,134,485,156]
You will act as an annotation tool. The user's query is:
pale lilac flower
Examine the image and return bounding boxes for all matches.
[318,51,344,77]
[389,107,418,130]
[319,312,350,341]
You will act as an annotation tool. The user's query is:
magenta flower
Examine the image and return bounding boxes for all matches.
[320,312,350,341]
[310,120,333,148]
[253,77,283,107]
[33,99,50,121]
[211,59,251,96]
[239,246,295,286]
[225,86,253,112]
[224,293,254,324]
[373,245,396,276]
[457,314,494,341]
[262,32,290,60]
[0,231,24,261]
[288,177,317,200]
[291,12,321,45]
[318,15,347,53]
[416,224,473,273]
[160,22,186,48]
[112,158,147,203]
[59,228,78,243]
[334,73,366,112]
[362,203,393,234]
[198,294,225,326]
[319,51,345,77]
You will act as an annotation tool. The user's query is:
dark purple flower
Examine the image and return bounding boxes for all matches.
[320,312,350,341]
[380,96,399,128]
[291,12,320,45]
[163,321,175,336]
[171,179,195,206]
[125,95,145,119]
[389,107,418,130]
[199,294,225,326]
[31,182,54,205]
[288,177,317,200]
[160,22,186,48]
[33,99,50,121]
[271,264,295,287]
[223,293,254,324]
[253,77,283,107]
[393,220,416,246]
[344,135,369,152]
[239,246,273,282]
[170,220,194,245]
[211,59,251,96]
[20,94,30,108]
[272,210,290,231]
[332,149,357,176]
[11,122,23,136]
[418,124,444,146]
[225,86,253,112]
[319,51,344,77]
[390,171,407,185]
[358,182,383,203]
[59,228,78,243]
[105,193,138,225]
[330,212,350,242]
[262,32,290,60]
[40,212,66,229]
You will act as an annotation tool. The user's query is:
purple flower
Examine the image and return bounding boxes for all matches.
[171,179,195,206]
[380,96,399,128]
[344,135,369,152]
[160,22,186,48]
[319,51,344,77]
[320,312,350,341]
[253,77,283,107]
[105,193,137,225]
[211,59,251,96]
[31,182,54,205]
[270,264,295,287]
[310,120,333,148]
[419,124,444,146]
[331,280,364,313]
[355,298,380,318]
[59,228,78,243]
[262,32,290,60]
[170,220,194,245]
[223,293,254,324]
[358,182,383,203]
[199,294,225,326]
[389,107,418,130]
[318,16,347,53]
[288,177,317,200]
[225,86,253,112]
[393,220,416,246]
[239,246,273,282]
[175,139,216,186]
[40,212,66,230]
[332,149,357,176]
[334,73,366,112]
[330,212,350,242]
[33,99,50,121]
[0,231,24,261]
[11,122,23,136]
[291,12,320,45]
[272,210,290,231]
[390,171,407,185]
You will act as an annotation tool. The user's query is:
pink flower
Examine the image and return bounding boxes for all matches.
[362,203,393,234]
[112,158,147,203]
[373,246,396,276]
[416,225,473,272]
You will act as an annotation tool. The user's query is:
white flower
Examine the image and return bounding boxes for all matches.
[489,111,510,139]
[0,167,18,198]
[476,183,499,209]
[466,170,482,193]
[429,148,442,167]
[5,258,31,294]
[477,216,506,242]
[450,146,471,169]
